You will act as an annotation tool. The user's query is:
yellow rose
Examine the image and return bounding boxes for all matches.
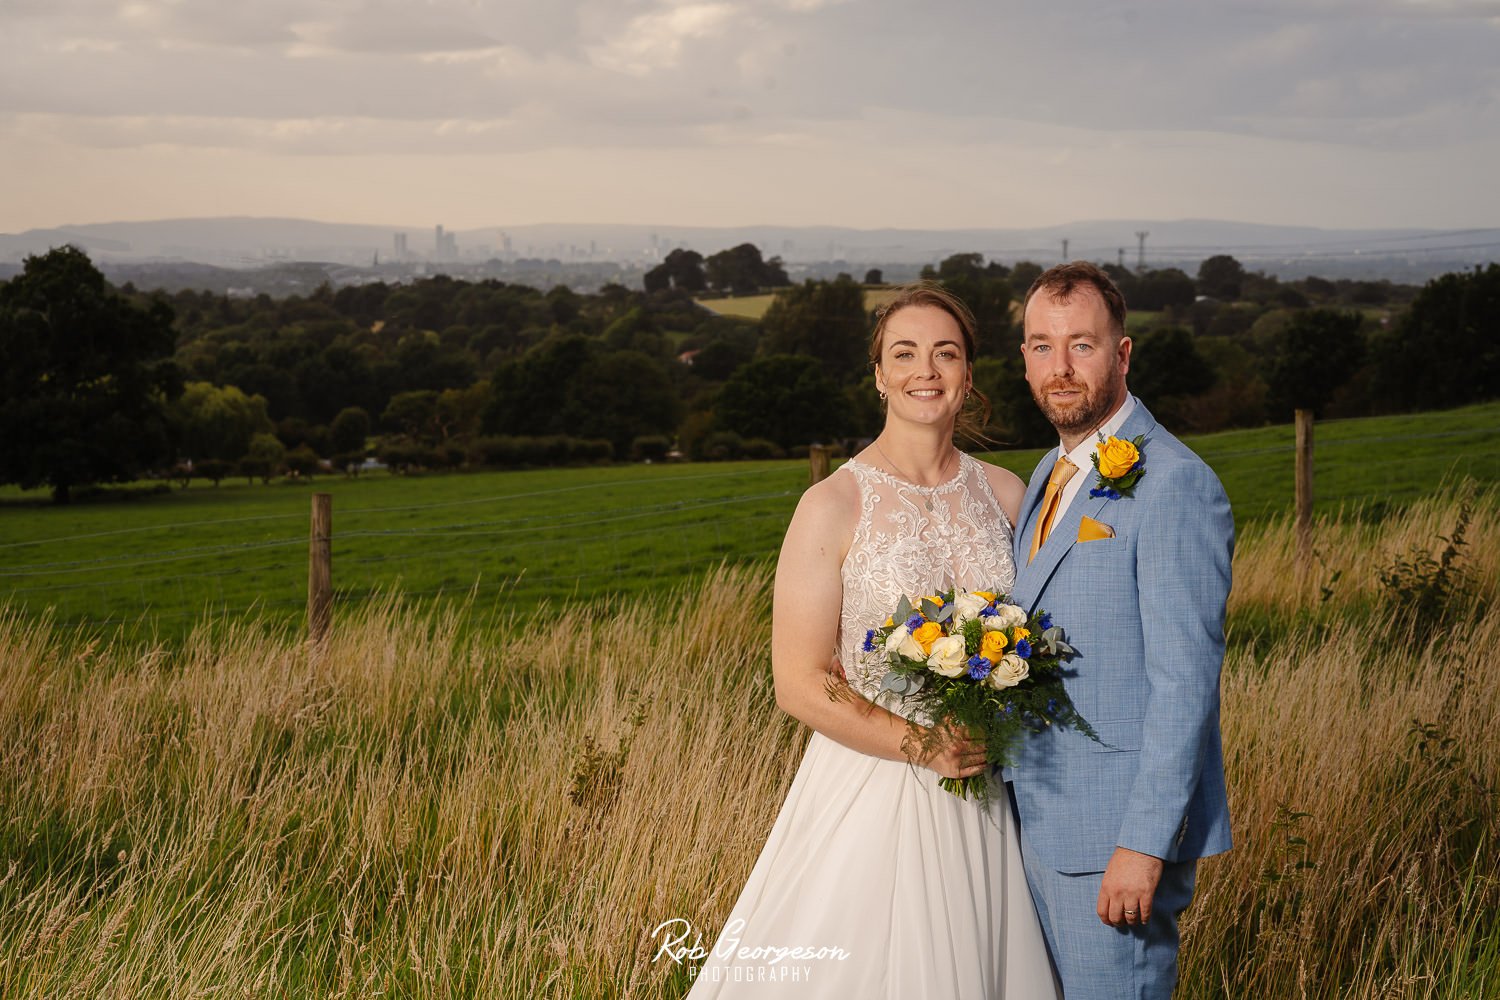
[919,594,944,616]
[1011,626,1030,644]
[980,630,1008,661]
[971,591,997,603]
[912,621,944,656]
[1096,436,1140,480]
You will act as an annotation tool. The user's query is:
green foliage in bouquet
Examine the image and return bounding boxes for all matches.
[864,587,1098,800]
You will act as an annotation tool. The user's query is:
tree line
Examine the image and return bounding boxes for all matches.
[2,243,1497,502]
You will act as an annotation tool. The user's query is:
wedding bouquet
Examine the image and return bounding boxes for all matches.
[863,588,1095,800]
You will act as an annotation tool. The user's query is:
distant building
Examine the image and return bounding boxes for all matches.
[394,233,408,259]
[434,225,457,261]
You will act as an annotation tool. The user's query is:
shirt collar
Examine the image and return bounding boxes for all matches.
[1059,393,1137,470]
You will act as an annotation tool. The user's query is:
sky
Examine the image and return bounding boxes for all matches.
[2,0,1498,233]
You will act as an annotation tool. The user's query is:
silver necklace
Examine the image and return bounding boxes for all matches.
[872,440,957,513]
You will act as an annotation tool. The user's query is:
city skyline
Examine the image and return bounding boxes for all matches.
[3,1,1498,234]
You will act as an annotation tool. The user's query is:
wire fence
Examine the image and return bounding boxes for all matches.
[0,464,806,634]
[3,412,1498,636]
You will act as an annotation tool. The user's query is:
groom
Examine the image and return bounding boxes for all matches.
[1007,262,1233,999]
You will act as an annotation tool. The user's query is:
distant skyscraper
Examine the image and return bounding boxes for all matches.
[394,233,407,259]
[434,224,457,261]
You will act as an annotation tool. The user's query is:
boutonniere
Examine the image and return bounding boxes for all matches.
[1089,434,1145,499]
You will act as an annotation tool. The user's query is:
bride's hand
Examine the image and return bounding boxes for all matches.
[920,723,989,780]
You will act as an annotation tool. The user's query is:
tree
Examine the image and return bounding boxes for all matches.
[759,277,870,384]
[1128,327,1217,428]
[864,268,884,286]
[705,243,775,295]
[1131,268,1197,311]
[0,246,180,502]
[567,350,681,457]
[713,355,848,449]
[169,382,273,463]
[644,248,706,294]
[921,253,1014,355]
[1369,264,1500,412]
[330,406,372,456]
[1267,309,1366,418]
[240,432,286,484]
[1196,255,1246,301]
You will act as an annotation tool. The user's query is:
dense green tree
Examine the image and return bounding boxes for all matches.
[971,356,1053,448]
[239,432,286,484]
[1130,268,1198,311]
[1369,264,1500,412]
[705,243,776,295]
[713,354,848,449]
[0,246,180,502]
[1129,327,1217,428]
[567,350,681,456]
[921,253,1014,355]
[864,268,884,285]
[759,277,870,384]
[1010,261,1043,298]
[1267,309,1366,418]
[644,248,707,294]
[1197,255,1246,301]
[169,382,274,463]
[330,406,372,456]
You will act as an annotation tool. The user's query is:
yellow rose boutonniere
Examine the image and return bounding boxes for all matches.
[1090,433,1146,499]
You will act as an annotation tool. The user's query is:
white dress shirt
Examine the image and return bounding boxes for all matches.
[1053,394,1138,524]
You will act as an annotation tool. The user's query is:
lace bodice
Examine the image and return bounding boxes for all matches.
[838,451,1017,721]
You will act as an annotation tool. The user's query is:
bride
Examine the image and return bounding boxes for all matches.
[685,283,1061,998]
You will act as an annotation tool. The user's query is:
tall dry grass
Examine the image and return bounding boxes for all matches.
[0,489,1495,998]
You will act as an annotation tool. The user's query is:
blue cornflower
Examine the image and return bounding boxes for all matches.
[1046,698,1059,716]
[1038,613,1053,631]
[1089,487,1106,498]
[1003,704,1015,716]
[905,614,924,631]
[966,655,992,680]
[1015,638,1032,659]
[862,629,877,652]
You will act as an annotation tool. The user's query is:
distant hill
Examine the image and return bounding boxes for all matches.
[2,216,1495,284]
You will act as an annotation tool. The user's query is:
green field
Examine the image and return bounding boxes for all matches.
[695,286,901,321]
[3,401,1498,637]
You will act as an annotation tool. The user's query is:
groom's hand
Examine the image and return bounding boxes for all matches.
[1098,846,1164,929]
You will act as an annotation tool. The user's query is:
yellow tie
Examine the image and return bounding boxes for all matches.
[1028,456,1078,564]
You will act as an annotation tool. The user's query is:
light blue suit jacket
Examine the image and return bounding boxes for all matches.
[1008,400,1233,873]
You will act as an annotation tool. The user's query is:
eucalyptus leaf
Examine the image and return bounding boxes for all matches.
[895,595,913,622]
[921,597,943,620]
[878,671,925,697]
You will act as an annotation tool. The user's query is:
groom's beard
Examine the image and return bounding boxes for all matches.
[1032,377,1121,435]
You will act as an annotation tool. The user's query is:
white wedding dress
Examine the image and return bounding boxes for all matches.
[685,453,1060,999]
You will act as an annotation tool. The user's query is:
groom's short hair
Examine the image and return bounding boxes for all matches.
[1022,262,1128,340]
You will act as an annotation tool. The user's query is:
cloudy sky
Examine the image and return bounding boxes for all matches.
[2,0,1497,232]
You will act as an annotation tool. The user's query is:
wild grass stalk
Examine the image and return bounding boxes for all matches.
[0,491,1495,997]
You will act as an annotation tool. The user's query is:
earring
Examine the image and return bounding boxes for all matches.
[879,390,888,400]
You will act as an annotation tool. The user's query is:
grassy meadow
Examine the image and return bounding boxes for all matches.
[2,401,1498,640]
[0,480,1495,997]
[694,286,903,321]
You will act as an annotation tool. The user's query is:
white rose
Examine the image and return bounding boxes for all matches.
[985,653,1030,689]
[951,590,991,627]
[887,624,926,662]
[926,635,969,678]
[981,603,1027,631]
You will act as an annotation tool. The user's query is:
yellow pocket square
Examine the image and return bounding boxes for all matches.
[1078,516,1115,542]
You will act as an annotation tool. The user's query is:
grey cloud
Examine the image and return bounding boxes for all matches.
[1,0,1496,157]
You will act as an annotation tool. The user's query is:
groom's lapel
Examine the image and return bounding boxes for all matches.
[1016,404,1162,607]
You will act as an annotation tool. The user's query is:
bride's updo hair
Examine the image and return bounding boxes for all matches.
[868,281,992,443]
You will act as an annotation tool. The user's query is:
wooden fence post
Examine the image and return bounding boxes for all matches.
[1295,409,1314,578]
[809,445,831,486]
[308,493,332,642]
